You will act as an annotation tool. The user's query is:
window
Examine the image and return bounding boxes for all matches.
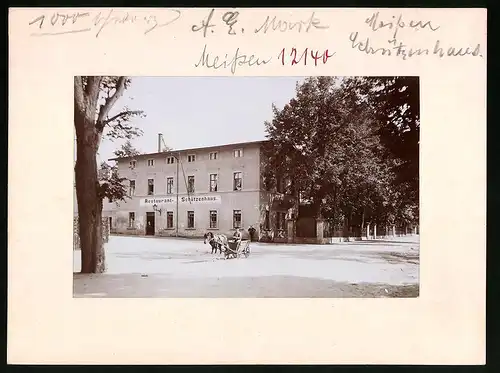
[129,180,136,196]
[147,159,155,167]
[264,210,270,230]
[209,152,218,160]
[166,211,174,229]
[148,179,154,195]
[166,177,174,194]
[129,160,136,169]
[233,172,242,191]
[187,211,195,228]
[187,176,195,193]
[209,210,218,229]
[277,212,286,230]
[233,210,242,229]
[188,154,196,162]
[233,148,243,158]
[128,212,135,228]
[209,173,218,192]
[166,156,175,164]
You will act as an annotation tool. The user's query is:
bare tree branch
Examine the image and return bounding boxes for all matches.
[103,110,143,126]
[96,77,127,131]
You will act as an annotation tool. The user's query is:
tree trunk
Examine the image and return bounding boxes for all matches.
[74,113,106,274]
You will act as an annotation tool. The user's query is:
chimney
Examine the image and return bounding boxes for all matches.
[158,133,162,152]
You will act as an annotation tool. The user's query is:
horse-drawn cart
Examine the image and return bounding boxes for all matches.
[224,239,250,259]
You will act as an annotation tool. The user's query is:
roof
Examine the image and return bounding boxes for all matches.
[108,139,269,161]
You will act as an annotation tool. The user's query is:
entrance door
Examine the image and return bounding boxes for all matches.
[146,212,155,236]
[109,217,112,230]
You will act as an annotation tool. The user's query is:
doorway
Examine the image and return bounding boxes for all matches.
[146,212,155,236]
[109,217,112,230]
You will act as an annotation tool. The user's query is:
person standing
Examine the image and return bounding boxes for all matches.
[247,225,256,242]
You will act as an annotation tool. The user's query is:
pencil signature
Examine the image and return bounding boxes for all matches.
[28,9,182,37]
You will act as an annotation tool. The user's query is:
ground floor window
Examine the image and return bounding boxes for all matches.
[129,212,135,228]
[233,210,242,229]
[209,210,218,229]
[166,211,174,229]
[187,211,195,228]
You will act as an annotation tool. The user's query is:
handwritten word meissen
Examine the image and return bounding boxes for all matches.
[365,11,440,39]
[194,44,272,74]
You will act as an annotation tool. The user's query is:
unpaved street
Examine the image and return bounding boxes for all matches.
[73,235,419,298]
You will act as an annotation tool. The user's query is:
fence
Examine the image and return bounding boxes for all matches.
[73,216,110,251]
[323,221,418,240]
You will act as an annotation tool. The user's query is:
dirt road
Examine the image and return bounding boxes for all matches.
[74,235,419,298]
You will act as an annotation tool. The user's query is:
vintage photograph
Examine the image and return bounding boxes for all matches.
[73,76,420,298]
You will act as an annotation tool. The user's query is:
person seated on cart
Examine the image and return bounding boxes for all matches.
[227,228,242,250]
[232,228,242,244]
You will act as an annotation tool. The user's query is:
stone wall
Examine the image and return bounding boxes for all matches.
[73,216,110,251]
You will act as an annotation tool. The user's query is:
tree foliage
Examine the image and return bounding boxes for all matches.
[98,161,130,204]
[263,76,420,231]
[341,76,419,187]
[98,141,143,205]
[341,76,420,223]
[113,140,142,158]
[78,76,146,142]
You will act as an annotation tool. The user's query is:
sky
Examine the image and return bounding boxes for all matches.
[94,76,306,163]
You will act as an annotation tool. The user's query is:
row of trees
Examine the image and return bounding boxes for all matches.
[263,76,419,233]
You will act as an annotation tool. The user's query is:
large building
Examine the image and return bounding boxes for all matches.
[103,139,298,242]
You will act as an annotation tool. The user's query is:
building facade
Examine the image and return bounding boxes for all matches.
[103,140,296,241]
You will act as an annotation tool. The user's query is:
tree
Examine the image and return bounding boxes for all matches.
[341,76,420,226]
[113,140,142,158]
[263,77,392,232]
[74,76,145,273]
[98,161,130,204]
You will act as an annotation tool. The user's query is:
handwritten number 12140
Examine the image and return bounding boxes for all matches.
[279,48,335,66]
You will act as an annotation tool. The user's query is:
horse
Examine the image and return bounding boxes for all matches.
[203,232,229,254]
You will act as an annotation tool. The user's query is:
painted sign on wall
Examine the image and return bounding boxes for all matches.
[140,197,175,206]
[140,195,221,206]
[180,195,221,204]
